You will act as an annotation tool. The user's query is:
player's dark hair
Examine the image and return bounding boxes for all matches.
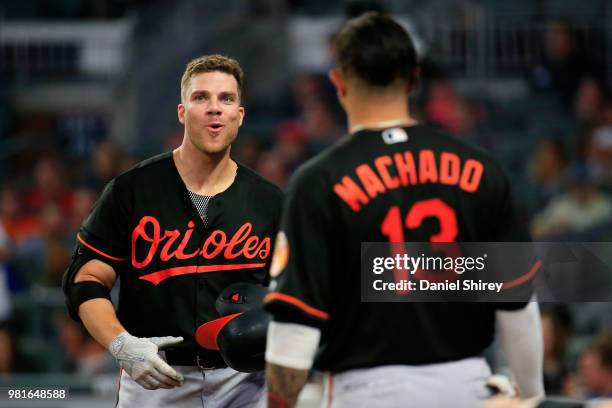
[334,11,418,88]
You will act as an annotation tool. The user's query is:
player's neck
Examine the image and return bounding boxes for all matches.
[346,97,415,134]
[173,145,237,196]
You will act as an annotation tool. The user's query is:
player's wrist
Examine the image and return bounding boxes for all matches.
[265,321,320,370]
[108,331,131,357]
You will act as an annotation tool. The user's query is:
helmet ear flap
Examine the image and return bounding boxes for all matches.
[217,308,271,372]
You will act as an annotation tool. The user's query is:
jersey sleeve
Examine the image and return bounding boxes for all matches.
[490,167,530,243]
[489,165,535,311]
[264,167,334,327]
[76,178,131,266]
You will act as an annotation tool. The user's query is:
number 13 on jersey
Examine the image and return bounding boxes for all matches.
[381,198,459,294]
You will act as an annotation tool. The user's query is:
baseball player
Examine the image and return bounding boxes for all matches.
[264,13,545,408]
[62,55,282,407]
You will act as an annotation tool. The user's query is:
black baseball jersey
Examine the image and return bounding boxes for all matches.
[68,152,282,351]
[264,124,530,372]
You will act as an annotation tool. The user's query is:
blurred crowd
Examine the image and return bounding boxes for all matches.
[1,6,612,401]
[0,138,134,375]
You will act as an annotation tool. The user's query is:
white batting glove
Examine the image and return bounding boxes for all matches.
[109,331,185,390]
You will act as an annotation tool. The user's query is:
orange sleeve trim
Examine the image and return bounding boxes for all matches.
[77,233,127,262]
[502,259,542,290]
[264,292,329,321]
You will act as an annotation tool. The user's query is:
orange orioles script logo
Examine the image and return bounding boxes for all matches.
[132,216,271,285]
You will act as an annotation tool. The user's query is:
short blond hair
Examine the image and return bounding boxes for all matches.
[180,54,244,102]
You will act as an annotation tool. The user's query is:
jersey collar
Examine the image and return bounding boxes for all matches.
[349,118,418,134]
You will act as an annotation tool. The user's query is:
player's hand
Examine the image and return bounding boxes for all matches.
[480,396,538,408]
[109,331,185,390]
[486,374,519,398]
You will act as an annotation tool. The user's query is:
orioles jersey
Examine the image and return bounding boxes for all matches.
[264,124,530,372]
[65,151,282,352]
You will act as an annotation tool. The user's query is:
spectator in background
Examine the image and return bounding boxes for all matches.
[56,315,116,376]
[24,157,73,215]
[541,306,572,395]
[530,164,612,239]
[575,78,608,124]
[163,128,184,152]
[570,304,612,350]
[254,121,308,188]
[0,326,14,376]
[0,324,30,375]
[425,77,478,137]
[577,332,612,399]
[528,139,569,210]
[0,184,41,245]
[17,203,71,287]
[0,223,12,324]
[573,77,610,161]
[603,101,612,127]
[255,150,290,188]
[290,73,330,115]
[39,204,72,286]
[531,19,598,109]
[233,137,262,170]
[67,187,97,235]
[85,141,123,193]
[275,120,306,171]
[79,140,136,193]
[586,126,612,189]
[287,73,343,155]
[300,98,343,153]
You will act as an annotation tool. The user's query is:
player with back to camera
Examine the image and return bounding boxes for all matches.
[263,12,545,408]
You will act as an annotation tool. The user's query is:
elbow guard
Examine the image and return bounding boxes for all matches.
[65,281,112,322]
[62,247,112,322]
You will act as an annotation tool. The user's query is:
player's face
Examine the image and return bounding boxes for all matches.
[178,71,245,156]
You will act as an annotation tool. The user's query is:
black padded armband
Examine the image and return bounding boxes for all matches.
[63,245,116,322]
[66,281,111,322]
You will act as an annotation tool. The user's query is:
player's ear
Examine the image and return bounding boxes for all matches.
[238,106,245,127]
[178,103,185,125]
[328,68,346,97]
